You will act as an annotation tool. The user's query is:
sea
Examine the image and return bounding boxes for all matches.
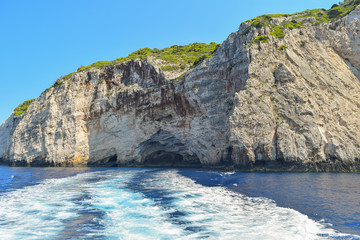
[0,166,359,240]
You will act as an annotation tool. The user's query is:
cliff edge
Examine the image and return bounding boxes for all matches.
[1,1,360,171]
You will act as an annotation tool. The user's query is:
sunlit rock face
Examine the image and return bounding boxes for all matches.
[1,6,360,171]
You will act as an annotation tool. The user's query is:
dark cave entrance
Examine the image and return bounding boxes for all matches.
[138,130,202,168]
[87,152,118,167]
[143,150,201,167]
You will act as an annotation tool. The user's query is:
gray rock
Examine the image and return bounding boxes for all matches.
[1,6,360,171]
[273,64,296,85]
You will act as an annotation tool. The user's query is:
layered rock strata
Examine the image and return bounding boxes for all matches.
[1,5,360,171]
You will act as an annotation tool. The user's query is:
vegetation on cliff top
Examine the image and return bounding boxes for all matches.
[80,42,219,71]
[245,0,360,41]
[50,42,220,88]
[14,99,36,116]
[293,0,360,23]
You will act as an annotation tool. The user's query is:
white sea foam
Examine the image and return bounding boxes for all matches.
[0,169,358,240]
[82,171,184,239]
[138,170,360,240]
[0,177,80,239]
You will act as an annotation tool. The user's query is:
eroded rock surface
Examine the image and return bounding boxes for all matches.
[1,6,360,171]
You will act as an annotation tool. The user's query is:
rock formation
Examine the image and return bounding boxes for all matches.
[1,1,360,171]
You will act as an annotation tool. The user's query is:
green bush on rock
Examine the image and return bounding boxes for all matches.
[253,35,269,43]
[284,20,302,29]
[192,55,208,68]
[278,45,288,50]
[270,26,285,38]
[14,99,36,116]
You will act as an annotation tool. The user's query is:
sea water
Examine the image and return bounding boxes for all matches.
[0,166,359,239]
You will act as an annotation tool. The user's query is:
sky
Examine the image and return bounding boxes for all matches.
[0,0,337,123]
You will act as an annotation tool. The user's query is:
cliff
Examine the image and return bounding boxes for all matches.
[1,1,360,171]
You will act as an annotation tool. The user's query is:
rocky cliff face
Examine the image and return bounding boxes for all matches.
[1,4,360,171]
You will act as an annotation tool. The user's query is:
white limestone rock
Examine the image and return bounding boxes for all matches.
[1,5,360,171]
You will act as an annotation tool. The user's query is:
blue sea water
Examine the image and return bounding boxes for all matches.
[0,166,359,239]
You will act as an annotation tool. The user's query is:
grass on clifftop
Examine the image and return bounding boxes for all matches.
[50,42,220,88]
[14,99,36,116]
[111,42,220,67]
[245,0,360,41]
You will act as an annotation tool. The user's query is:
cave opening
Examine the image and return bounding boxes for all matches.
[87,154,118,167]
[138,130,202,168]
[143,150,201,167]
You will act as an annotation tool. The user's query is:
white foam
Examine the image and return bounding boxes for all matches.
[0,177,81,239]
[141,170,360,240]
[83,171,184,239]
[0,169,358,240]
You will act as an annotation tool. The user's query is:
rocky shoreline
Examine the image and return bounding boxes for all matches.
[2,158,359,173]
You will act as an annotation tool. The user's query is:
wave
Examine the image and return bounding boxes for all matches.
[0,169,358,239]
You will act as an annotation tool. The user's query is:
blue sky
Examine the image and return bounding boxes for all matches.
[0,0,336,123]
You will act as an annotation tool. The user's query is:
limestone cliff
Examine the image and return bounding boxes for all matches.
[1,1,360,171]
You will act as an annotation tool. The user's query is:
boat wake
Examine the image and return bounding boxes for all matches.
[0,169,358,239]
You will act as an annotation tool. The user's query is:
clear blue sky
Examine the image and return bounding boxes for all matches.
[0,0,336,123]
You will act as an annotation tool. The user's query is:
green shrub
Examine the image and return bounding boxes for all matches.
[249,15,272,28]
[253,35,269,43]
[270,26,285,38]
[266,14,287,18]
[177,72,186,80]
[14,99,36,116]
[278,45,288,50]
[53,79,64,88]
[162,65,180,71]
[126,47,152,61]
[192,55,208,68]
[240,27,251,36]
[77,65,86,71]
[248,14,287,29]
[328,8,342,18]
[52,73,73,88]
[284,20,302,29]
